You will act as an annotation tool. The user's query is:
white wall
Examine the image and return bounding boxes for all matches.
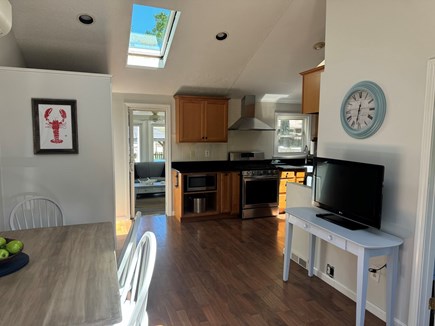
[0,67,114,230]
[314,1,435,323]
[0,32,25,67]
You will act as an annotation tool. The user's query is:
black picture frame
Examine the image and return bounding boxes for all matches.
[31,98,79,154]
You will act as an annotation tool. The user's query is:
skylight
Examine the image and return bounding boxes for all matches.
[127,4,180,69]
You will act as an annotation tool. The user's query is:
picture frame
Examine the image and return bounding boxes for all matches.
[31,98,79,154]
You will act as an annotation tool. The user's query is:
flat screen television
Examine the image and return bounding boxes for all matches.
[312,157,384,230]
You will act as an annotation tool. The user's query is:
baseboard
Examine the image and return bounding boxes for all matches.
[289,251,405,325]
[313,268,406,326]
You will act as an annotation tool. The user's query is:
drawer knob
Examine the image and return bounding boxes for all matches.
[328,235,333,241]
[303,223,308,229]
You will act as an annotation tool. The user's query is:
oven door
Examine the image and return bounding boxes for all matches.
[242,175,279,209]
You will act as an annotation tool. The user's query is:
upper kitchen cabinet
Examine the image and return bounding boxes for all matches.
[175,95,229,143]
[300,65,324,114]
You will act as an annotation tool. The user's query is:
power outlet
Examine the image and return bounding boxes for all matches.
[326,264,334,278]
[205,150,210,158]
[370,269,380,282]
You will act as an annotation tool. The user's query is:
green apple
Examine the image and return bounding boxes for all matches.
[0,248,9,260]
[0,237,6,248]
[6,240,23,254]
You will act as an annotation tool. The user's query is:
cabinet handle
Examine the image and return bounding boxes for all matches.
[303,223,308,229]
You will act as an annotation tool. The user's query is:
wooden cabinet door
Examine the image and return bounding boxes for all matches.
[219,172,231,214]
[172,170,183,220]
[230,172,240,215]
[279,193,287,213]
[204,100,228,142]
[176,97,203,142]
[300,66,324,114]
[175,95,228,143]
[219,172,240,216]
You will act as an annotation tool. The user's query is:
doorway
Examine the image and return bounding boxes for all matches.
[127,104,171,218]
[409,57,435,325]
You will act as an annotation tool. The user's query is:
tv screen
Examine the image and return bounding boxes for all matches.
[313,157,384,230]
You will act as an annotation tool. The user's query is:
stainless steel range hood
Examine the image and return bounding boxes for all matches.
[228,95,274,131]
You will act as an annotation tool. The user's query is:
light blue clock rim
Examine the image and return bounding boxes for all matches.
[340,81,386,139]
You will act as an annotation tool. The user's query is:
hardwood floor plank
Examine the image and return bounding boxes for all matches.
[117,214,385,326]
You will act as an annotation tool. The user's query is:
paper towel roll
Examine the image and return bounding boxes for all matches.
[310,141,316,155]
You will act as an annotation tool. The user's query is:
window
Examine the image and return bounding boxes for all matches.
[133,125,141,162]
[127,4,180,69]
[152,125,165,161]
[274,113,311,158]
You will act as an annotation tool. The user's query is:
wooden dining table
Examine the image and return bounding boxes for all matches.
[0,222,122,326]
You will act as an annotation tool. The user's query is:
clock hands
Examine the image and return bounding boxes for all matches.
[346,95,374,130]
[356,103,361,122]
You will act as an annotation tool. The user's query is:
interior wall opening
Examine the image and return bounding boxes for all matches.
[129,109,166,217]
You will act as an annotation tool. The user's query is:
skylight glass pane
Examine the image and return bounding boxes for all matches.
[129,4,173,58]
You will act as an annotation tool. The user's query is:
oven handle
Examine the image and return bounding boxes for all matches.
[243,175,279,181]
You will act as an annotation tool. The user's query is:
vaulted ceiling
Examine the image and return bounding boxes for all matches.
[9,0,325,102]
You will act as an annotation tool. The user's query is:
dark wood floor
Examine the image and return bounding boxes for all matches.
[124,215,385,326]
[135,194,165,215]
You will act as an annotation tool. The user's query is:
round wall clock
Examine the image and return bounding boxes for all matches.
[340,81,386,139]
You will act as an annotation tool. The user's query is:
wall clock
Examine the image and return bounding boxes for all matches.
[340,81,386,139]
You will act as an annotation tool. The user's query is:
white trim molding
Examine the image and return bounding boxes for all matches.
[409,57,435,326]
[124,103,172,218]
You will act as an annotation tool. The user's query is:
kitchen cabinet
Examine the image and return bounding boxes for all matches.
[172,170,240,222]
[300,65,324,114]
[279,169,306,214]
[175,95,229,143]
[219,171,240,215]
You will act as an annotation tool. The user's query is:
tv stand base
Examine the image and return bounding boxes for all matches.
[283,207,403,326]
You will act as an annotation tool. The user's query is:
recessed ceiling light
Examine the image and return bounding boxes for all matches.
[78,14,94,25]
[313,41,325,50]
[216,32,228,41]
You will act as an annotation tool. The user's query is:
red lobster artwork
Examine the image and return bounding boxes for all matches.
[44,108,67,143]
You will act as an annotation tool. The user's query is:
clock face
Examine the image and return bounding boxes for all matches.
[344,90,376,131]
[340,81,386,139]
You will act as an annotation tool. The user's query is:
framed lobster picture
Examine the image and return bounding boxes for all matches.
[31,98,78,154]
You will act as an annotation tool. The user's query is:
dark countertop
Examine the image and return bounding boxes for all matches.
[171,158,311,173]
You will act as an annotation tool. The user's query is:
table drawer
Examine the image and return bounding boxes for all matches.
[287,214,346,250]
[312,227,346,250]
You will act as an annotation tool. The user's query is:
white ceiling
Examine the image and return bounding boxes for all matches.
[9,0,325,103]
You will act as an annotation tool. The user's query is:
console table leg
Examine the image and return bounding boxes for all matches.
[283,216,293,281]
[386,247,399,325]
[308,234,316,277]
[356,250,369,326]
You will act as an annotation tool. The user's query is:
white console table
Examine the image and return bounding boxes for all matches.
[283,207,403,326]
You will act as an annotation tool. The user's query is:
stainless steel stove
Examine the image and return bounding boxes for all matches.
[229,152,279,219]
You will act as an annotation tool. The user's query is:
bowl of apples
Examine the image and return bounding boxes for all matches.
[0,237,24,265]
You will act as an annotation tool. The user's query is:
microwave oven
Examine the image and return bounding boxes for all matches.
[184,173,217,192]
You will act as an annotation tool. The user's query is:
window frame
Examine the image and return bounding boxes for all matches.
[150,123,165,162]
[127,6,180,69]
[133,124,141,162]
[273,113,312,158]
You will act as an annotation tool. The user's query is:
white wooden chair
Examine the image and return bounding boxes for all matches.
[9,196,64,230]
[117,231,157,326]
